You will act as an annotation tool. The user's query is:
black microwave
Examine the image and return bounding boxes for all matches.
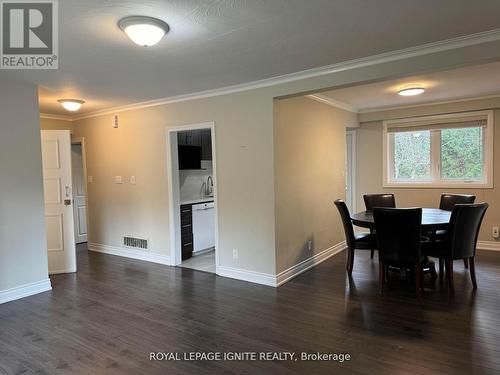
[178,145,201,170]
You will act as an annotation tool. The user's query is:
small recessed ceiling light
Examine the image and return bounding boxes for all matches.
[58,99,85,112]
[118,16,169,47]
[398,85,425,96]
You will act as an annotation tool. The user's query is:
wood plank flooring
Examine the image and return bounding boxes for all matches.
[0,244,499,374]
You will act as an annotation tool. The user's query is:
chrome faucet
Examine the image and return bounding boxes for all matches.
[206,176,213,196]
[201,176,214,197]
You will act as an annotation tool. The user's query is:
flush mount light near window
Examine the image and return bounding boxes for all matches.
[58,99,85,112]
[118,16,170,47]
[398,84,425,96]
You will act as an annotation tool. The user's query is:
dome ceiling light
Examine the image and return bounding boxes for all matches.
[118,16,170,47]
[58,99,85,112]
[398,84,425,96]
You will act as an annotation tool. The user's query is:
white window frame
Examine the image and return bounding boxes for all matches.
[383,110,494,188]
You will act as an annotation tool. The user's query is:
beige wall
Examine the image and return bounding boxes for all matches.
[72,89,277,274]
[0,80,49,291]
[274,97,358,272]
[356,100,500,243]
[40,117,72,131]
[69,42,500,280]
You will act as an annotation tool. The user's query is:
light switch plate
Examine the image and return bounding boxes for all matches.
[130,176,136,185]
[87,175,93,184]
[114,176,123,184]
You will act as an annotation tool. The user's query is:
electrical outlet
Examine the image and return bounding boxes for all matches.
[130,176,136,185]
[308,240,313,252]
[493,226,499,239]
[232,248,239,260]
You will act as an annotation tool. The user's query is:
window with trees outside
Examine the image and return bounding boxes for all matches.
[383,111,494,188]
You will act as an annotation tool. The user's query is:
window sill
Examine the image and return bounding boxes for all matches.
[383,181,493,189]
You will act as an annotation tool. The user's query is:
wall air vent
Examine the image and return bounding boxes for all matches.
[123,236,148,250]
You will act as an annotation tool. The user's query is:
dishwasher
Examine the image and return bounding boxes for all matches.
[192,202,215,253]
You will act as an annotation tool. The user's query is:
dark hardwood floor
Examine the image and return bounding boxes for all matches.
[1,244,500,374]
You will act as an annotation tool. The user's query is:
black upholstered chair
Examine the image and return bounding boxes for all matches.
[363,194,396,259]
[437,193,476,268]
[423,203,488,295]
[439,193,476,211]
[334,200,376,277]
[373,208,426,297]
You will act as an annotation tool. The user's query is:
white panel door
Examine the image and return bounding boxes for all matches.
[41,130,77,274]
[71,144,87,243]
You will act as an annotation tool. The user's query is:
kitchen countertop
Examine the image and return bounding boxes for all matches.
[180,197,215,205]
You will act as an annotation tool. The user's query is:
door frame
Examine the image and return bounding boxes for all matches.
[42,130,77,274]
[71,136,90,244]
[346,129,357,213]
[166,122,219,272]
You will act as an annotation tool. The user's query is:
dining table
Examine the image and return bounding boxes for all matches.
[350,208,452,231]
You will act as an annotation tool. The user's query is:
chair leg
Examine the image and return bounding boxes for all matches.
[379,261,385,295]
[439,258,444,285]
[415,263,422,298]
[370,250,375,259]
[463,258,469,269]
[346,248,355,276]
[445,260,454,296]
[469,257,477,289]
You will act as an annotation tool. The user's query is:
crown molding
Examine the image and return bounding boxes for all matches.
[358,93,500,114]
[38,28,500,122]
[307,94,359,113]
[40,112,74,121]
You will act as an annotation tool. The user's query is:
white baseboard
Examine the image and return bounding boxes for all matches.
[276,241,347,286]
[477,241,500,252]
[0,279,52,305]
[88,243,172,265]
[217,266,277,287]
[218,241,346,287]
[87,241,346,287]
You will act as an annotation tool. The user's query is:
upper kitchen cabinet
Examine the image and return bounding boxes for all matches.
[178,130,201,147]
[201,129,212,161]
[178,129,212,161]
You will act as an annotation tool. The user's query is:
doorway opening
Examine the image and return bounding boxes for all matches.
[346,129,356,213]
[71,138,89,246]
[167,122,219,274]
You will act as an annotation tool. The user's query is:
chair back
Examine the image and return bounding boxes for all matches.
[439,193,476,211]
[373,208,422,264]
[364,194,396,211]
[448,203,488,259]
[334,200,355,250]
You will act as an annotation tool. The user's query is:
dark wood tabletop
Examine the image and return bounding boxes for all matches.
[351,208,452,230]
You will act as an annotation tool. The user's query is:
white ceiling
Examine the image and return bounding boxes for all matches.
[319,61,500,112]
[2,0,500,115]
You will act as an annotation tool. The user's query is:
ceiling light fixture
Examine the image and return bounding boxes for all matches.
[398,85,425,96]
[118,16,169,47]
[58,99,85,112]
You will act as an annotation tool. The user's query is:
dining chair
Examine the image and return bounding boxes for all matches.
[373,207,426,297]
[334,200,377,277]
[423,203,488,295]
[439,193,476,211]
[437,193,476,268]
[363,194,396,259]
